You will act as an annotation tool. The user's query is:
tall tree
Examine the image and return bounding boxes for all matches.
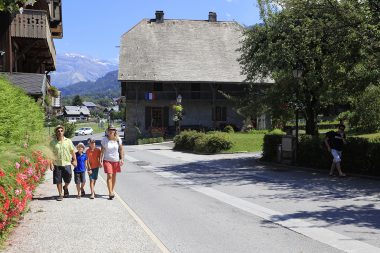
[72,95,83,106]
[0,0,35,13]
[239,0,379,135]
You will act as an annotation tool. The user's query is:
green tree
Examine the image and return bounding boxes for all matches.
[72,95,83,106]
[349,85,380,133]
[239,0,379,135]
[0,0,31,13]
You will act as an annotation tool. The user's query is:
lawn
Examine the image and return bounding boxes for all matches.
[225,132,265,153]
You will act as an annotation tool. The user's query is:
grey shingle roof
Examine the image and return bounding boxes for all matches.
[2,72,47,95]
[118,19,249,83]
[64,106,90,116]
[82,102,97,107]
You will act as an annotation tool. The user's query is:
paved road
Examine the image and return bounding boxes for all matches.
[72,135,380,253]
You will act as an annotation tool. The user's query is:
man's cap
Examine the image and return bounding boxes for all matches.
[108,125,117,130]
[87,138,96,144]
[76,142,85,149]
[54,125,65,132]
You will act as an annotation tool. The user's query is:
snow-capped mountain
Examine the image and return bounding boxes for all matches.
[51,53,118,88]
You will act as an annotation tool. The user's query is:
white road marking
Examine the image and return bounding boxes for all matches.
[123,153,380,253]
[98,175,171,253]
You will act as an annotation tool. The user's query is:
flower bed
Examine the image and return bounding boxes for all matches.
[0,151,49,234]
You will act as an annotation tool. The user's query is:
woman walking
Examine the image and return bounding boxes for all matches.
[100,125,124,199]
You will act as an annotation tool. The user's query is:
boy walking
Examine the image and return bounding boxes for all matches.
[86,138,101,199]
[325,124,347,177]
[74,142,88,198]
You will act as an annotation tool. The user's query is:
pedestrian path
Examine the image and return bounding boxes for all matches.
[5,170,164,253]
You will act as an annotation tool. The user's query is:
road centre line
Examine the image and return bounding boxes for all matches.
[125,155,380,253]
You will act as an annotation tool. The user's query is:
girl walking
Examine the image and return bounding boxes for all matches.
[100,125,124,200]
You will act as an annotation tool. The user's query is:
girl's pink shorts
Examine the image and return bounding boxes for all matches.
[103,160,121,174]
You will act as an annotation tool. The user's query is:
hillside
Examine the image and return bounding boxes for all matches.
[60,70,120,99]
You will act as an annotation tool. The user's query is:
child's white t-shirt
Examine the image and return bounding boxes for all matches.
[101,137,122,162]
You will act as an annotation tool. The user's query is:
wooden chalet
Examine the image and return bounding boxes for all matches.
[0,0,62,103]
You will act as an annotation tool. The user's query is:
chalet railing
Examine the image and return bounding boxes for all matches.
[125,90,244,101]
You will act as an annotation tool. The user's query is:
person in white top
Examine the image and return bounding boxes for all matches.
[100,125,124,199]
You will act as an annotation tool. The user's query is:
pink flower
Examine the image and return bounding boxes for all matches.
[15,189,22,196]
[0,169,5,177]
[23,143,28,149]
[27,167,33,176]
[15,163,20,169]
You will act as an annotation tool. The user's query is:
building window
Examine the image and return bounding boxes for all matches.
[212,106,227,121]
[191,83,201,99]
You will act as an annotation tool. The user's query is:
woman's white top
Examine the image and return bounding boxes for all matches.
[101,137,122,162]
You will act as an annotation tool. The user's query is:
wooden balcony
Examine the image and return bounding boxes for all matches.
[10,9,56,70]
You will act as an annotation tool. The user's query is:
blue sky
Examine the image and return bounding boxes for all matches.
[54,0,261,62]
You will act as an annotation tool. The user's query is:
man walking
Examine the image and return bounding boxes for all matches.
[325,124,347,177]
[50,125,77,201]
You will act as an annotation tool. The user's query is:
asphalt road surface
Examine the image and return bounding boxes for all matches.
[72,134,380,253]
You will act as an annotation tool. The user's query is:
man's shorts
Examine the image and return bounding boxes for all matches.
[88,168,99,180]
[74,172,86,184]
[331,149,342,163]
[53,165,72,184]
[103,160,121,174]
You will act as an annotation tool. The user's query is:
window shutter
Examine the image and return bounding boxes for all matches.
[145,106,152,130]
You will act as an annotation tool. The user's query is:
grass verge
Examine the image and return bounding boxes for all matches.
[224,132,265,153]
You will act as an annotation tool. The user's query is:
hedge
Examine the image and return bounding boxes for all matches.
[262,134,380,176]
[174,130,233,154]
[0,75,44,145]
[137,137,164,145]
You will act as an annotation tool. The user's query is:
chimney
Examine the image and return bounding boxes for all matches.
[155,10,164,23]
[208,12,217,22]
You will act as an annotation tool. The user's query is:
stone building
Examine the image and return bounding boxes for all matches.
[118,11,272,143]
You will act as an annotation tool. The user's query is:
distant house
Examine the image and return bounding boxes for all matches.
[64,106,90,122]
[119,11,273,142]
[82,101,97,109]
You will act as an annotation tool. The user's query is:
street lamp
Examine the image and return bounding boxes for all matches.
[176,94,182,104]
[293,65,303,163]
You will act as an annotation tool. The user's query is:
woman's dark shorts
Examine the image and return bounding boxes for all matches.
[74,172,86,184]
[53,165,72,184]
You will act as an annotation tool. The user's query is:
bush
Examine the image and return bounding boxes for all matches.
[63,122,76,138]
[262,133,380,176]
[247,129,269,134]
[194,133,233,154]
[137,137,164,145]
[173,130,204,151]
[174,131,233,154]
[0,75,44,145]
[223,125,235,133]
[268,128,285,135]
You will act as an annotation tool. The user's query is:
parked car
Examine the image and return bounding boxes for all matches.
[75,127,93,136]
[121,122,126,131]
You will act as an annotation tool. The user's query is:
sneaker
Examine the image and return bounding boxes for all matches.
[81,189,85,196]
[63,186,69,197]
[90,194,95,199]
[56,195,63,201]
[76,195,81,199]
[108,194,115,200]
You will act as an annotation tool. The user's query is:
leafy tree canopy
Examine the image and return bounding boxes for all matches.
[239,0,379,135]
[71,95,83,106]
